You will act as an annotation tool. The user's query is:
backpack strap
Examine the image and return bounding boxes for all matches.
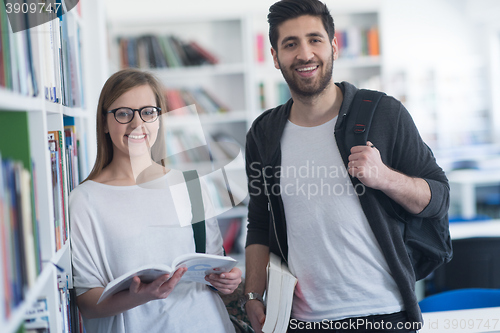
[183,170,206,253]
[345,89,386,150]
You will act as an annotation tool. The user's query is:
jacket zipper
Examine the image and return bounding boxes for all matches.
[262,168,288,264]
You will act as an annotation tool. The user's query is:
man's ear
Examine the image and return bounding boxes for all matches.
[271,47,280,69]
[332,36,339,60]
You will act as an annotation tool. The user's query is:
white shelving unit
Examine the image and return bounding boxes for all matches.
[0,0,107,331]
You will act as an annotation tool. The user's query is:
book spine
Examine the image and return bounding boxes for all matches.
[255,33,265,63]
[0,157,11,320]
[0,1,12,89]
[56,131,69,245]
[368,26,380,56]
[25,17,38,97]
[30,161,42,276]
[19,168,37,289]
[161,36,181,67]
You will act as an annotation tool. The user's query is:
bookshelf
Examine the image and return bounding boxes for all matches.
[252,10,382,112]
[0,0,107,332]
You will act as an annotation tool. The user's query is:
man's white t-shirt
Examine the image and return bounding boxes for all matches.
[280,116,405,322]
[69,169,235,333]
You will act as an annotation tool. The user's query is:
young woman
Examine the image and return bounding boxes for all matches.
[69,68,241,332]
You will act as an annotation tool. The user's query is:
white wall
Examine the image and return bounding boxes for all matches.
[381,0,481,71]
[379,0,496,151]
[103,0,381,23]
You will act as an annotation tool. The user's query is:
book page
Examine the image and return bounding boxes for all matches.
[262,253,283,333]
[173,253,237,285]
[97,264,173,304]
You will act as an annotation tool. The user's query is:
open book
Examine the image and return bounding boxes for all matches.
[97,253,237,304]
[262,253,298,333]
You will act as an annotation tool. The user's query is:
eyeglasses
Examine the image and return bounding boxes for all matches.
[107,106,161,124]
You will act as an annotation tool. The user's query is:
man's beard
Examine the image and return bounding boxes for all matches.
[278,50,334,98]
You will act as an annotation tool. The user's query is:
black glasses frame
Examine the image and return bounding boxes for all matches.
[107,106,161,124]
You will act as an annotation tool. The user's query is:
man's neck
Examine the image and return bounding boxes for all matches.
[289,81,343,127]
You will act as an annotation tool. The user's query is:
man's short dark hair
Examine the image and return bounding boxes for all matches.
[268,0,335,51]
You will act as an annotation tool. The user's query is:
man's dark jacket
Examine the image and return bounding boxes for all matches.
[245,81,450,324]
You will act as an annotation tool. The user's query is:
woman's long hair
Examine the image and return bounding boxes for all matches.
[83,68,167,182]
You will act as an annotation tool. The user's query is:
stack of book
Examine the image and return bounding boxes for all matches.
[335,26,380,58]
[257,82,292,111]
[163,131,240,167]
[0,154,42,319]
[165,87,229,114]
[118,35,219,69]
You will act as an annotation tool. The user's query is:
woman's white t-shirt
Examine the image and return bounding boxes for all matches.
[69,169,235,333]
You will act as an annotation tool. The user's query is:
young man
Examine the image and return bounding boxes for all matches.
[243,0,450,332]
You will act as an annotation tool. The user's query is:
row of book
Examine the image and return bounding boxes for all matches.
[253,26,379,64]
[161,129,244,213]
[0,154,42,320]
[48,119,87,252]
[258,81,292,111]
[21,298,49,332]
[0,124,84,321]
[0,1,85,107]
[0,0,38,97]
[118,35,219,69]
[165,88,229,115]
[164,130,208,166]
[0,129,85,325]
[48,130,69,252]
[40,8,85,107]
[18,276,85,333]
[163,131,238,167]
[57,274,85,333]
[59,11,85,107]
[335,26,380,58]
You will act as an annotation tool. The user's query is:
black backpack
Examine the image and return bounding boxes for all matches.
[345,89,453,281]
